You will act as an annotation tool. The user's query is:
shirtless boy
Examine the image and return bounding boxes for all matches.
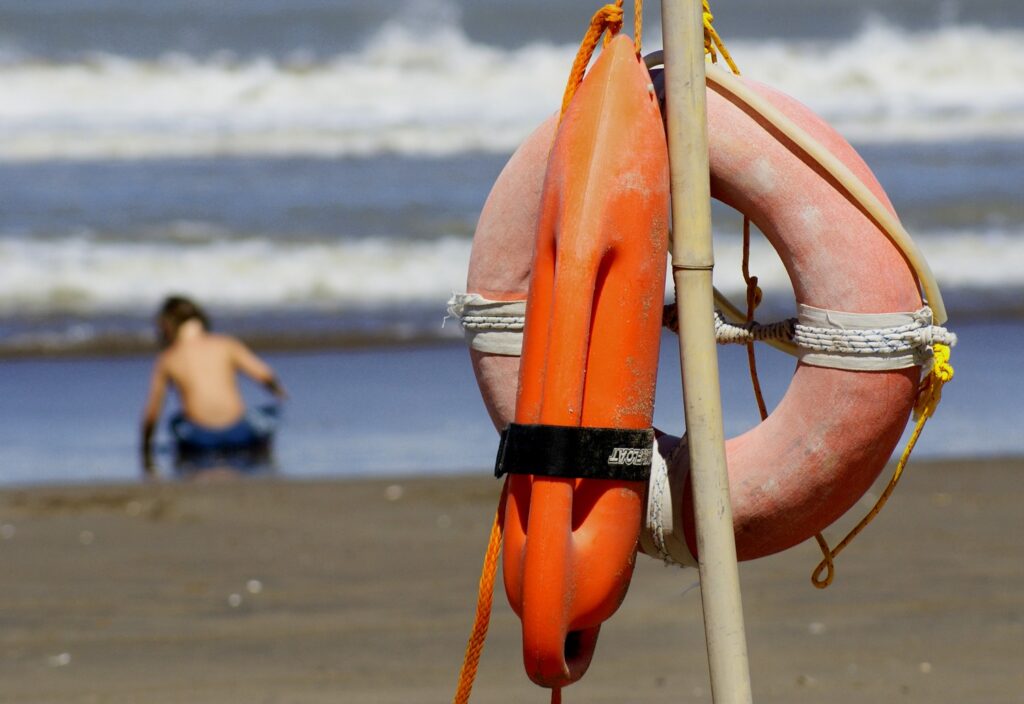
[140,296,287,474]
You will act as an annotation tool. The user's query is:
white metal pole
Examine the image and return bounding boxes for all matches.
[659,1,754,702]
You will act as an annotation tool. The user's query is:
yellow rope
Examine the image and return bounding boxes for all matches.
[702,0,739,74]
[811,344,954,588]
[452,479,508,704]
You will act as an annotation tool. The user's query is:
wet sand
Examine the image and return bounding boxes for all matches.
[1,458,1021,703]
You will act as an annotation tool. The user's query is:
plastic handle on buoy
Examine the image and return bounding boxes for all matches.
[502,34,670,689]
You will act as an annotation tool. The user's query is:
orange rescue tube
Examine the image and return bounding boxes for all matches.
[501,35,668,688]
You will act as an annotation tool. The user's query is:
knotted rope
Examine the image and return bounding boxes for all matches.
[664,304,956,359]
[705,307,957,356]
[796,313,958,354]
[711,310,795,345]
[559,0,639,120]
[701,0,739,73]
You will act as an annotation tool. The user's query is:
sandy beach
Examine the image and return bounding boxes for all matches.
[1,458,1021,703]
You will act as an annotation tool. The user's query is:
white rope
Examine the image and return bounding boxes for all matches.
[712,312,794,345]
[459,316,525,331]
[645,442,673,563]
[708,304,957,371]
[446,293,526,356]
[792,307,957,354]
[640,436,697,568]
[450,294,957,370]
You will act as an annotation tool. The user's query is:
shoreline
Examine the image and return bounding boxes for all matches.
[2,454,1022,491]
[1,457,1021,703]
[0,330,464,361]
[1,307,1022,362]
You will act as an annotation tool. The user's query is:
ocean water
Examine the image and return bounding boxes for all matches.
[0,0,1021,483]
[0,321,1017,486]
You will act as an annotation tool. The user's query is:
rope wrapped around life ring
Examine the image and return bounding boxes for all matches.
[451,297,956,372]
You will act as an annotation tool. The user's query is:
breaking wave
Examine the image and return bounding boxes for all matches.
[0,19,1021,161]
[0,226,1020,317]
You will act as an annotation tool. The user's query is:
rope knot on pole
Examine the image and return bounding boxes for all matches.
[701,0,740,74]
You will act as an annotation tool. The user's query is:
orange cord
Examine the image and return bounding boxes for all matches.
[452,479,508,704]
[559,2,624,119]
[740,217,769,420]
[633,0,643,56]
[742,218,843,586]
[743,212,944,590]
[559,0,644,120]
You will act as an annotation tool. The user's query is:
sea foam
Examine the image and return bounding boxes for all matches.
[0,19,1021,161]
[0,227,1020,317]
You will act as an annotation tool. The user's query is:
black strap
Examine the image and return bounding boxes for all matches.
[495,423,654,482]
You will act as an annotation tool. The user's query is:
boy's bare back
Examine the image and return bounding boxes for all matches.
[159,332,263,427]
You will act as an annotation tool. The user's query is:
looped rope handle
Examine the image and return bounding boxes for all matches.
[560,0,737,119]
[560,0,644,120]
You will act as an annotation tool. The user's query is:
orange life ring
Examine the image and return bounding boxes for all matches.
[453,37,936,687]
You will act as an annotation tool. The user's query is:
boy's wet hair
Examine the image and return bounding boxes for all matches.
[158,295,210,346]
